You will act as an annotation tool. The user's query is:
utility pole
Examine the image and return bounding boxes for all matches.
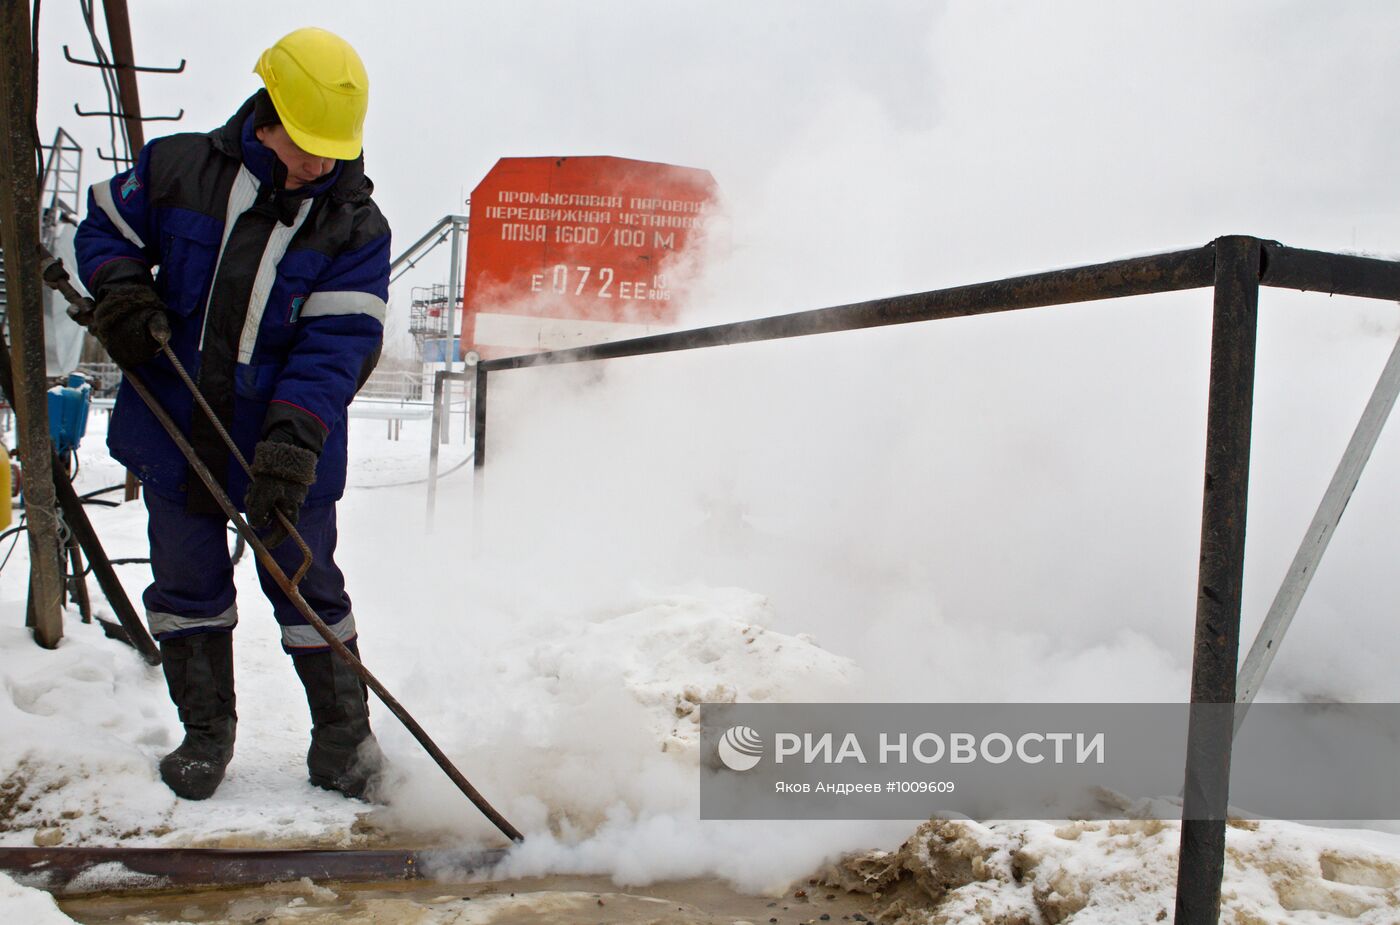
[100,0,144,499]
[100,0,146,153]
[0,0,69,647]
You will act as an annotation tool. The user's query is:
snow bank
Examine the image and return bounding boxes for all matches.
[0,872,75,924]
[368,582,888,892]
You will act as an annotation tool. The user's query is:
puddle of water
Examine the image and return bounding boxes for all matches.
[58,873,874,924]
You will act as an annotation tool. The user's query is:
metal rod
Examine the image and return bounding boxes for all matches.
[388,213,468,277]
[1261,243,1400,302]
[66,531,93,624]
[119,362,521,842]
[95,148,132,165]
[426,369,444,527]
[473,366,488,471]
[0,0,67,648]
[1234,331,1400,724]
[153,339,314,587]
[100,0,147,154]
[483,246,1217,372]
[55,465,159,661]
[61,44,186,74]
[439,373,452,447]
[1174,236,1260,925]
[73,103,183,122]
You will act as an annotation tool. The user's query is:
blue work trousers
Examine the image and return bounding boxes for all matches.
[141,488,358,652]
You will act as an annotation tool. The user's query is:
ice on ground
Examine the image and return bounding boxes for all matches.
[61,861,167,894]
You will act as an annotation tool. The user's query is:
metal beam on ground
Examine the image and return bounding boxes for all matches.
[0,0,68,648]
[0,846,506,893]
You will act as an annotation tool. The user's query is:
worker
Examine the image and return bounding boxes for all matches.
[74,28,390,802]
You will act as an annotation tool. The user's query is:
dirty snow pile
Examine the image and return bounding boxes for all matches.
[830,811,1400,924]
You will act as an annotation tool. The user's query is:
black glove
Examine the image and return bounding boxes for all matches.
[245,440,318,549]
[91,283,171,368]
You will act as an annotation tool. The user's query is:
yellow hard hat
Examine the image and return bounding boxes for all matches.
[253,27,368,161]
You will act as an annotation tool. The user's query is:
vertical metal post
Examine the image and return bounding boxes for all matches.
[473,367,488,471]
[100,0,146,155]
[0,0,67,647]
[472,367,488,550]
[1174,236,1260,925]
[463,360,479,445]
[426,370,445,527]
[436,370,454,446]
[466,363,478,445]
[445,218,464,376]
[66,532,93,624]
[104,0,156,504]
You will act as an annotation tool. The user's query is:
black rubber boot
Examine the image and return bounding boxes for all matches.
[292,641,386,800]
[158,632,236,800]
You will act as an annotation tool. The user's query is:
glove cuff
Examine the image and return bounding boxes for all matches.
[251,440,318,486]
[97,281,158,298]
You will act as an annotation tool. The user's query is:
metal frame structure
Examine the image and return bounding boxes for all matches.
[65,0,186,171]
[39,128,83,244]
[462,236,1400,925]
[391,214,469,370]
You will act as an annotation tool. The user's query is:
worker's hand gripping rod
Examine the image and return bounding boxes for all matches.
[40,250,523,844]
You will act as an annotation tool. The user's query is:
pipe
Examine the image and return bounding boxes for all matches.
[0,846,506,893]
[482,246,1217,372]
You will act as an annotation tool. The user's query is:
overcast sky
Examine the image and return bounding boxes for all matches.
[36,1,1400,312]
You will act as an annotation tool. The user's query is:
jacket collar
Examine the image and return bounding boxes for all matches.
[211,93,370,203]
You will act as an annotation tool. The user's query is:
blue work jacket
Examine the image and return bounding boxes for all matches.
[75,92,390,508]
